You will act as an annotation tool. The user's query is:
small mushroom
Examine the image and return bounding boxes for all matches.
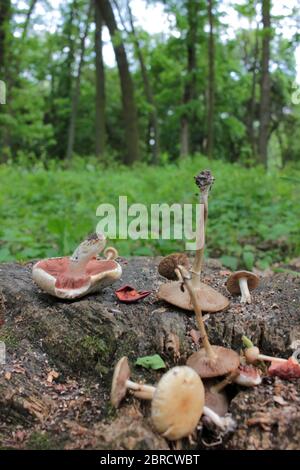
[104,247,119,260]
[32,232,122,299]
[158,253,190,281]
[245,346,289,365]
[204,378,231,416]
[179,265,240,378]
[111,356,156,407]
[226,270,259,304]
[234,365,262,387]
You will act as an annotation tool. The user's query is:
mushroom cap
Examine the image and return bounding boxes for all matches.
[151,366,204,440]
[111,356,131,408]
[158,253,190,280]
[157,281,229,313]
[234,365,262,387]
[204,380,229,416]
[104,247,119,260]
[226,271,259,294]
[32,257,122,299]
[186,346,240,378]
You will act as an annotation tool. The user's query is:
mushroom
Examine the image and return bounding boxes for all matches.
[234,365,262,387]
[157,170,229,313]
[104,247,119,260]
[178,265,240,378]
[158,253,190,281]
[245,346,289,365]
[32,232,122,299]
[111,356,156,407]
[111,358,205,440]
[226,270,259,304]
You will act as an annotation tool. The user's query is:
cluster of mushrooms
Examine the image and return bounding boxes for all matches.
[110,170,275,445]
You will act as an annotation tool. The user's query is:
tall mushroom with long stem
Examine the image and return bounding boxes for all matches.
[157,170,229,313]
[178,265,240,378]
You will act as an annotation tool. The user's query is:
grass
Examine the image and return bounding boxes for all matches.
[0,155,299,270]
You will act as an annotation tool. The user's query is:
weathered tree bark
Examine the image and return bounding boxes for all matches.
[95,0,106,159]
[258,0,271,167]
[66,2,92,161]
[206,0,215,159]
[180,0,198,158]
[97,0,140,165]
[0,257,299,449]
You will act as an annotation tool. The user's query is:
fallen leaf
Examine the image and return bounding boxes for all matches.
[4,371,11,381]
[115,285,151,303]
[135,354,166,370]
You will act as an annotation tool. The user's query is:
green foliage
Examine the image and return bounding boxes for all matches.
[0,156,299,269]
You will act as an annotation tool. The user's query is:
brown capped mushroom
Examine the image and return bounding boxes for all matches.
[226,270,259,304]
[158,253,190,281]
[32,232,122,299]
[179,265,240,378]
[111,356,156,407]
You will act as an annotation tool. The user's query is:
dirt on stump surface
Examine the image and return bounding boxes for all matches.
[0,257,299,450]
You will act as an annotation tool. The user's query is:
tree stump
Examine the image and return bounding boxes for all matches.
[0,257,299,449]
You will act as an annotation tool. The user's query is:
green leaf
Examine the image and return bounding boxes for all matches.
[242,335,254,349]
[135,354,166,370]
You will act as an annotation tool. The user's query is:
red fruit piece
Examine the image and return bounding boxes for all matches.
[115,285,151,303]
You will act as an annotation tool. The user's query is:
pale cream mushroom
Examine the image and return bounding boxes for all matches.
[226,271,259,304]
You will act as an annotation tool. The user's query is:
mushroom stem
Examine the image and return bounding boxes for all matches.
[211,370,239,394]
[245,346,288,364]
[191,199,206,288]
[178,265,217,362]
[203,406,235,431]
[239,277,251,304]
[174,267,183,281]
[128,381,156,400]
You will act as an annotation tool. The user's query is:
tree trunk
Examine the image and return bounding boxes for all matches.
[126,0,159,164]
[247,26,259,159]
[180,0,198,158]
[95,0,106,158]
[66,2,92,161]
[0,0,11,162]
[97,0,139,165]
[258,0,271,167]
[206,0,215,159]
[22,0,38,40]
